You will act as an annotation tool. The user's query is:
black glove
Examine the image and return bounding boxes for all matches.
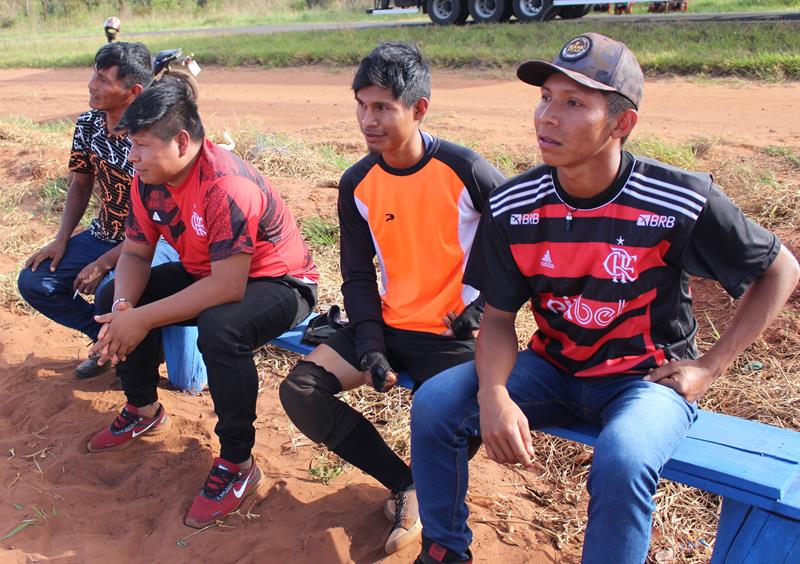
[450,300,484,340]
[360,351,393,392]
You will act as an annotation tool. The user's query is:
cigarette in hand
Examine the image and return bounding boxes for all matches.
[73,288,80,299]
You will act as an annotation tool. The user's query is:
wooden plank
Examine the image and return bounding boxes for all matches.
[712,499,752,564]
[723,507,770,564]
[740,512,800,564]
[782,533,800,563]
[668,438,797,499]
[541,421,799,500]
[688,410,800,462]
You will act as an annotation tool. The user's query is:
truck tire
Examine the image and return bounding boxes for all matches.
[426,0,469,24]
[469,0,510,23]
[512,0,556,22]
[558,5,591,18]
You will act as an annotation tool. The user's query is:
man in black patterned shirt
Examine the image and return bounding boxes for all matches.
[18,42,206,388]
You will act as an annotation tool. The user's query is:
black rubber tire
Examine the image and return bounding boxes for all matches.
[426,0,469,24]
[468,0,510,23]
[558,5,591,18]
[512,0,556,22]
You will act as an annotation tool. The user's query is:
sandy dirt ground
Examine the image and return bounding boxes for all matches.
[0,66,798,563]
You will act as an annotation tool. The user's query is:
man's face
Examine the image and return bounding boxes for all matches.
[88,65,132,111]
[355,85,420,156]
[534,73,615,168]
[129,130,183,185]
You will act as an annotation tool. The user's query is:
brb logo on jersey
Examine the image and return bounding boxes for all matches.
[510,212,540,225]
[191,211,207,237]
[604,245,638,283]
[637,214,675,228]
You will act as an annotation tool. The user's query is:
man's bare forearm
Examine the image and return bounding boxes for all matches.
[476,306,520,399]
[55,174,93,241]
[112,248,153,308]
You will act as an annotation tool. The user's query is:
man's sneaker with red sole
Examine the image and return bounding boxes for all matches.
[184,457,262,528]
[86,403,169,453]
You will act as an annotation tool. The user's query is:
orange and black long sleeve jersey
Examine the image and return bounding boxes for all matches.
[338,133,506,360]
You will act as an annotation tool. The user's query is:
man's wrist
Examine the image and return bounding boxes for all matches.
[477,384,510,406]
[111,297,130,312]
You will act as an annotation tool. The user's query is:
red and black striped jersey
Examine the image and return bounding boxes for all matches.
[127,139,318,285]
[339,133,506,359]
[465,152,780,377]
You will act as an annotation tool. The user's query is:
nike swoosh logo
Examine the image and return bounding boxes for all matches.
[131,416,160,438]
[233,470,253,498]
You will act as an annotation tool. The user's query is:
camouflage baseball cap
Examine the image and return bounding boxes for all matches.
[517,33,644,109]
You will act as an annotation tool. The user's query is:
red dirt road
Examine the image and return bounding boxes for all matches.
[1,66,799,150]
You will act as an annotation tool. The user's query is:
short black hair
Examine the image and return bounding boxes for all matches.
[94,42,153,89]
[605,91,636,146]
[352,41,430,107]
[118,76,205,142]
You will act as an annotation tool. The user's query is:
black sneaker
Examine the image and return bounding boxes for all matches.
[75,353,112,379]
[415,537,473,564]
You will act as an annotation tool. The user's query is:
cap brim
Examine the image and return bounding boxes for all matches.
[517,60,618,94]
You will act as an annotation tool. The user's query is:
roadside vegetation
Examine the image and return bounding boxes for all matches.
[0,0,796,37]
[0,0,799,79]
[2,114,797,561]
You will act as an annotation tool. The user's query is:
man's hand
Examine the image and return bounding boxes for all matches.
[478,386,535,469]
[73,259,111,295]
[440,302,483,339]
[25,238,67,272]
[644,358,718,403]
[360,351,398,393]
[91,302,151,366]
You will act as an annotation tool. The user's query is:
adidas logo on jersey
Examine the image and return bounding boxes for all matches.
[540,250,555,269]
[152,211,162,222]
[510,212,540,225]
[637,214,675,228]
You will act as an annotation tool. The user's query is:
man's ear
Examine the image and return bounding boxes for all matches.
[413,97,430,123]
[611,108,638,141]
[176,130,192,157]
[129,83,144,99]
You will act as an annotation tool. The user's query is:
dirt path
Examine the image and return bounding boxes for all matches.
[1,66,799,150]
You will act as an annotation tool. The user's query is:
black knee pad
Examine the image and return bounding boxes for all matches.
[279,361,359,447]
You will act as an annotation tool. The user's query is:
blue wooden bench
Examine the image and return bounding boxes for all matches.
[271,314,800,563]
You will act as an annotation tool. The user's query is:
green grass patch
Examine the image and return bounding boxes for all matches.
[39,177,69,215]
[301,216,340,247]
[628,135,698,169]
[1,21,799,80]
[761,145,800,168]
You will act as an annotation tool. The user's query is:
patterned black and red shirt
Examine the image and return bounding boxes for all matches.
[127,139,319,284]
[68,109,133,242]
[465,152,780,377]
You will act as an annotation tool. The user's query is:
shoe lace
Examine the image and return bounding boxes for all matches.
[201,464,237,499]
[393,491,407,526]
[111,407,140,432]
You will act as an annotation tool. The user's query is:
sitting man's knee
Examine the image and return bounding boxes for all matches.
[17,268,47,299]
[279,360,348,446]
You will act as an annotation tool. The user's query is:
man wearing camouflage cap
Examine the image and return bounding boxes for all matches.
[409,33,799,563]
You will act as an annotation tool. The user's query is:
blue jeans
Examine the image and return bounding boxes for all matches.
[98,240,208,393]
[410,350,698,564]
[18,232,207,391]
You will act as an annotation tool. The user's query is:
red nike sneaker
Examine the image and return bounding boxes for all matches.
[86,403,169,453]
[184,457,262,528]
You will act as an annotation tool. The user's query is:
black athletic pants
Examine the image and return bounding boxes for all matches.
[97,262,312,463]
